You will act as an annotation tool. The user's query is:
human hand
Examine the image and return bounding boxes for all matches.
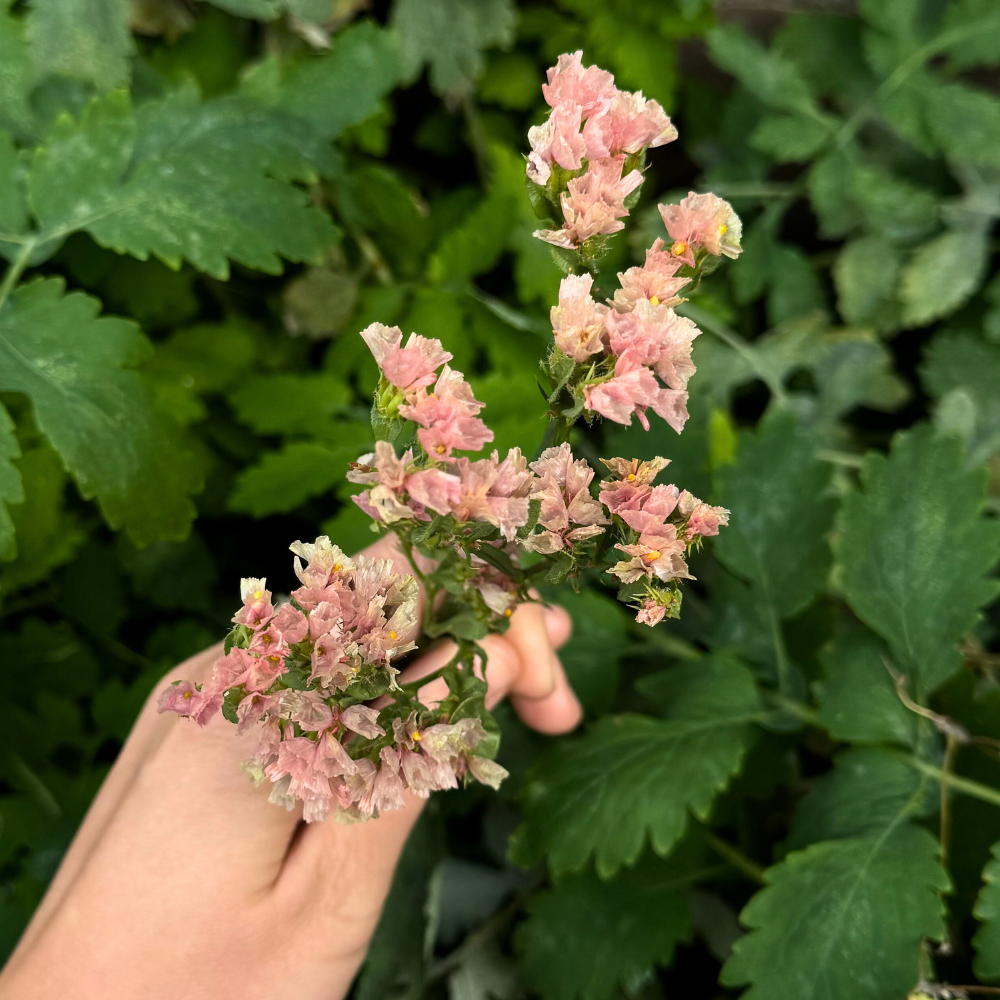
[0,535,580,1000]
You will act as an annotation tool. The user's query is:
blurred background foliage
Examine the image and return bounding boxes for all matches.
[2,0,1000,996]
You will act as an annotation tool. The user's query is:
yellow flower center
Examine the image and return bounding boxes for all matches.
[504,608,513,618]
[649,295,660,306]
[719,224,728,235]
[646,550,662,561]
[267,655,281,664]
[260,633,272,646]
[334,563,342,571]
[671,240,688,257]
[626,473,636,482]
[412,731,422,742]
[389,630,397,640]
[182,690,192,700]
[435,444,446,455]
[254,590,262,599]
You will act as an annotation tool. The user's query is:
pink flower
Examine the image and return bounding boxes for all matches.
[271,603,308,644]
[157,680,222,726]
[598,455,671,513]
[465,755,510,789]
[407,467,463,514]
[265,731,358,823]
[677,490,731,539]
[236,692,276,733]
[399,366,494,459]
[612,239,691,312]
[542,51,617,118]
[535,157,643,249]
[550,274,609,362]
[248,623,289,659]
[524,443,608,552]
[605,300,700,391]
[280,689,335,732]
[360,322,452,393]
[636,600,667,627]
[349,441,462,522]
[449,448,533,541]
[290,537,354,590]
[526,103,588,185]
[233,577,273,629]
[245,651,288,693]
[612,522,691,584]
[618,484,681,535]
[341,704,385,739]
[584,355,689,433]
[658,192,742,267]
[589,90,677,155]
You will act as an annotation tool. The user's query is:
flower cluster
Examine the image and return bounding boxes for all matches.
[527,52,676,251]
[158,51,737,824]
[159,538,508,822]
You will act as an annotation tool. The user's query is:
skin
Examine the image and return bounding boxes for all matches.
[0,535,581,1000]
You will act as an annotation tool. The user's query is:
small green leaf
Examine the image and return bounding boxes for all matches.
[509,656,762,877]
[833,234,900,327]
[0,278,202,545]
[391,0,516,98]
[228,441,356,517]
[899,227,990,327]
[974,840,1000,979]
[516,850,695,1000]
[0,400,23,561]
[814,626,917,747]
[837,425,1000,694]
[228,374,353,438]
[26,0,134,92]
[750,113,833,161]
[0,7,37,142]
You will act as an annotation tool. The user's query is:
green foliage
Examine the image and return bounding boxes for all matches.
[837,426,1000,695]
[509,656,762,877]
[2,1,1000,996]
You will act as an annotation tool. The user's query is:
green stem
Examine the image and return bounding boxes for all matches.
[678,303,789,407]
[697,825,767,885]
[891,751,1000,810]
[816,448,866,469]
[0,239,35,311]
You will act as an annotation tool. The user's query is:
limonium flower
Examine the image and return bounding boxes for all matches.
[612,238,691,312]
[550,274,609,362]
[658,191,743,267]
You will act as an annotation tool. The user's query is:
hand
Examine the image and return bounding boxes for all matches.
[0,535,580,1000]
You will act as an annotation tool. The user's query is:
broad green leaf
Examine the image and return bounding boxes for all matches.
[833,235,900,327]
[26,0,133,92]
[721,824,947,998]
[750,113,834,162]
[0,278,202,545]
[227,374,353,438]
[707,24,820,116]
[814,627,917,747]
[274,22,402,142]
[788,748,928,849]
[940,0,1000,70]
[0,131,27,239]
[714,409,836,624]
[508,656,763,877]
[0,6,37,141]
[391,0,516,98]
[974,840,1000,979]
[0,443,85,593]
[515,850,696,1000]
[27,89,337,279]
[0,401,23,561]
[922,333,1000,465]
[228,441,358,517]
[851,167,938,244]
[838,425,1000,694]
[899,227,990,327]
[921,81,1000,169]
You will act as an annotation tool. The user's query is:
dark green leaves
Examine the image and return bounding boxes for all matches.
[509,656,763,877]
[0,401,23,560]
[838,426,1000,694]
[974,840,1000,979]
[723,748,947,999]
[27,89,337,278]
[0,278,201,544]
[515,850,696,1000]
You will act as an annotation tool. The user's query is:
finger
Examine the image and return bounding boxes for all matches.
[503,601,564,700]
[511,655,582,734]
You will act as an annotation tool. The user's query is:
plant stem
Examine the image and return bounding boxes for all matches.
[939,733,959,870]
[891,751,1000,809]
[698,826,767,885]
[0,239,35,311]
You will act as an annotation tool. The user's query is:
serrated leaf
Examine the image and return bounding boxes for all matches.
[833,234,900,327]
[391,0,516,98]
[228,441,357,517]
[921,80,1000,169]
[0,278,201,545]
[814,627,917,747]
[227,374,353,437]
[788,748,928,849]
[508,656,763,877]
[0,7,38,142]
[837,425,1000,695]
[921,333,1000,465]
[721,824,948,998]
[899,227,990,327]
[974,840,1000,979]
[0,401,23,561]
[714,409,836,623]
[27,89,337,279]
[0,131,27,240]
[707,24,819,116]
[26,0,133,92]
[515,850,696,1000]
[750,113,834,162]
